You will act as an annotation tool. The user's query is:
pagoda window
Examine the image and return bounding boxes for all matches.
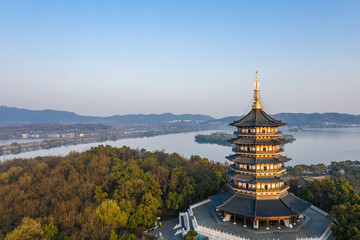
[262,129,266,133]
[265,185,268,190]
[247,165,250,170]
[263,147,266,152]
[246,183,249,189]
[264,166,268,170]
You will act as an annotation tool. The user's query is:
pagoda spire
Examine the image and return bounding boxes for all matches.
[252,70,262,109]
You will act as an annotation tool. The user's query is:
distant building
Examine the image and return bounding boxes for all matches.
[299,175,333,187]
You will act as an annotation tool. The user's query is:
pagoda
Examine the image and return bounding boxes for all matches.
[210,72,311,230]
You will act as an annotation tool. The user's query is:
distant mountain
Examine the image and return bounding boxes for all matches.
[0,106,214,125]
[212,112,360,128]
[1,106,359,128]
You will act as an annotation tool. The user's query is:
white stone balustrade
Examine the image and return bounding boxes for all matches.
[196,225,250,240]
[310,205,328,217]
[189,198,211,209]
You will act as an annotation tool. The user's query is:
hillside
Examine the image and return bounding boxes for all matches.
[0,145,228,239]
[0,106,214,126]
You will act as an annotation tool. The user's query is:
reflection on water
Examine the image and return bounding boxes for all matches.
[1,128,360,166]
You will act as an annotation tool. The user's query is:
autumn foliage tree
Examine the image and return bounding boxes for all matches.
[0,145,228,239]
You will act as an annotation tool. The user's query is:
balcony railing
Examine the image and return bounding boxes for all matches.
[231,148,284,154]
[230,164,286,174]
[233,131,283,136]
[229,182,290,193]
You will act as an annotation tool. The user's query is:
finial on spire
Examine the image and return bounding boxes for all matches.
[254,70,260,89]
[252,70,262,109]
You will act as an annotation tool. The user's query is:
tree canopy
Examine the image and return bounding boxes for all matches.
[0,145,228,239]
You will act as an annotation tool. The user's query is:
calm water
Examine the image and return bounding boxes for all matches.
[1,128,360,166]
[0,138,45,145]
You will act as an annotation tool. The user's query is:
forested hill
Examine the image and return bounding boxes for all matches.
[0,145,228,239]
[0,106,213,125]
[214,112,360,128]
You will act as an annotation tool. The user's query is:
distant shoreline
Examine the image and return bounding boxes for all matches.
[0,126,214,157]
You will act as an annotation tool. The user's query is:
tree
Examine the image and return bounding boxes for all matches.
[330,203,360,240]
[5,217,44,240]
[136,192,160,227]
[94,186,108,202]
[96,199,128,229]
[109,230,118,240]
[182,230,197,240]
[44,222,58,240]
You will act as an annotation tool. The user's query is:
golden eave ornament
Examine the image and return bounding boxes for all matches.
[252,71,262,109]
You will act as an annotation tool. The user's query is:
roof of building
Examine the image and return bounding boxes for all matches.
[280,193,312,214]
[298,175,333,186]
[230,108,286,127]
[226,155,291,164]
[226,172,285,183]
[229,138,289,145]
[210,191,311,218]
[210,188,235,206]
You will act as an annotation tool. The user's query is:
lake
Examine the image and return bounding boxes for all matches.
[1,128,360,166]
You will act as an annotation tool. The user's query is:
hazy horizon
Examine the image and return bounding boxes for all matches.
[1,1,359,118]
[2,104,360,119]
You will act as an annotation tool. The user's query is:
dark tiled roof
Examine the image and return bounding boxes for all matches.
[226,155,291,164]
[211,192,310,218]
[217,194,256,217]
[209,189,235,206]
[255,199,297,217]
[281,193,311,214]
[226,172,285,183]
[230,109,286,127]
[229,138,289,145]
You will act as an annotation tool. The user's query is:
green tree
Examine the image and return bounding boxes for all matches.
[137,192,160,227]
[182,230,197,240]
[5,217,44,240]
[330,203,360,240]
[44,222,58,240]
[109,229,118,240]
[96,199,128,229]
[94,186,108,202]
[118,233,138,240]
[166,191,183,211]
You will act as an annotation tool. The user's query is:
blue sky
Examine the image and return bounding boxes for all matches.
[0,1,359,118]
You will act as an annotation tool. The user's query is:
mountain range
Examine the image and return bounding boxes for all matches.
[1,105,360,128]
[0,106,214,125]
